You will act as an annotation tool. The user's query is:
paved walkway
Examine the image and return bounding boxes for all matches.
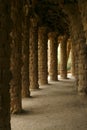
[11,75,87,130]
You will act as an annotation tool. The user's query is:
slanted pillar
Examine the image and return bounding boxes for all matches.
[78,0,87,45]
[78,0,87,94]
[38,27,48,85]
[0,1,11,129]
[78,1,87,94]
[29,17,39,90]
[48,32,58,81]
[66,4,87,95]
[78,43,87,94]
[22,3,30,97]
[10,0,23,114]
[60,35,68,79]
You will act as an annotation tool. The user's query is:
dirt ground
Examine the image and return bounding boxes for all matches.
[11,75,87,130]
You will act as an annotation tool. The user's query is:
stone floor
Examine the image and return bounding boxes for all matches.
[11,75,87,130]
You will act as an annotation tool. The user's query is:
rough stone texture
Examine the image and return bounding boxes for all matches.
[65,4,87,94]
[38,27,48,85]
[10,0,23,114]
[48,32,58,81]
[11,75,87,130]
[78,44,87,94]
[0,0,11,129]
[60,35,68,79]
[22,3,30,97]
[71,42,75,76]
[29,18,39,90]
[78,1,87,94]
[78,0,87,44]
[1,1,87,129]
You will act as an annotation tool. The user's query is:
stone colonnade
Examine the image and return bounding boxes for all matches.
[2,1,87,129]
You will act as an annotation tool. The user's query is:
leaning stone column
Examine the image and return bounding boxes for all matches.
[65,4,87,94]
[21,3,30,97]
[60,35,68,79]
[48,32,58,81]
[0,0,11,129]
[78,1,87,94]
[10,0,23,114]
[78,0,87,45]
[78,43,87,94]
[38,27,48,85]
[29,17,39,90]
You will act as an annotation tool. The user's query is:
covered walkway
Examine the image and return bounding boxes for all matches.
[11,75,87,130]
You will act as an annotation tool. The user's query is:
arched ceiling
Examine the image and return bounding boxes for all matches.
[30,0,78,35]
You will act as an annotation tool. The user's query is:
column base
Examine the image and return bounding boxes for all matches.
[30,86,39,91]
[39,81,48,86]
[22,93,30,98]
[11,109,23,114]
[49,77,58,81]
[60,76,68,79]
[78,87,87,96]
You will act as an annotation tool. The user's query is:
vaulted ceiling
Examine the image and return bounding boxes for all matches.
[30,0,78,35]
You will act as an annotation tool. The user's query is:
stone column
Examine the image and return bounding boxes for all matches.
[78,43,87,94]
[10,0,23,114]
[67,39,71,62]
[78,1,87,94]
[22,3,30,97]
[48,40,50,75]
[71,40,79,89]
[38,27,48,85]
[78,0,87,45]
[0,0,11,129]
[48,32,58,81]
[60,35,68,79]
[29,18,39,90]
[71,43,75,76]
